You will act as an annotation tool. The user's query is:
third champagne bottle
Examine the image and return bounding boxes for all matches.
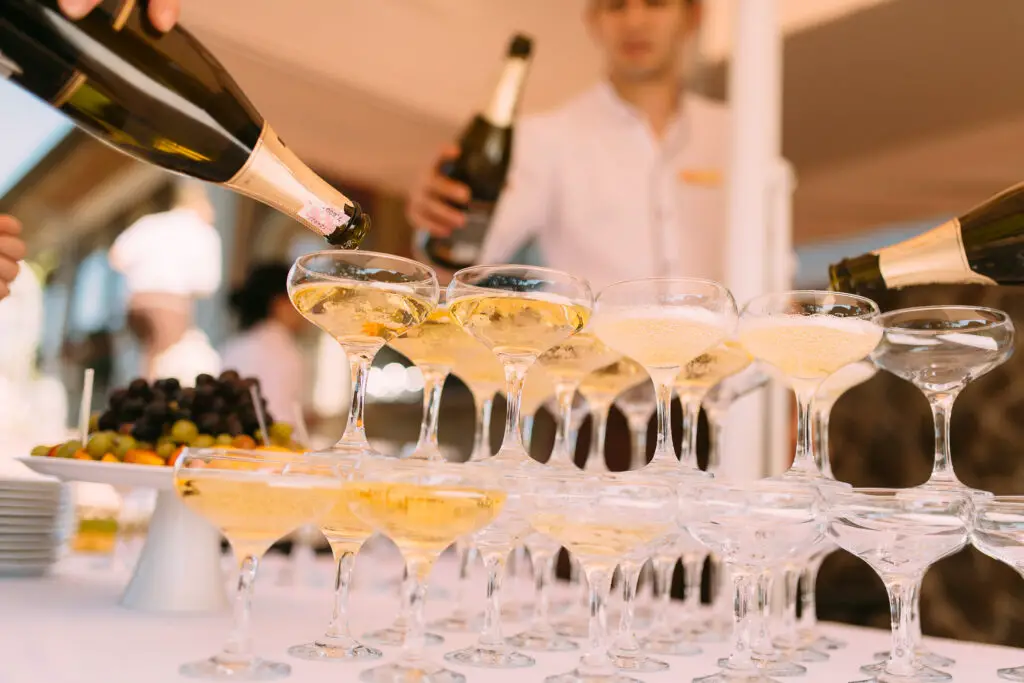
[829,181,1024,294]
[0,0,369,247]
[422,34,533,270]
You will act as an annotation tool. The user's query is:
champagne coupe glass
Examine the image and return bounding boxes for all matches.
[348,457,507,683]
[173,448,342,679]
[527,472,679,683]
[537,332,621,470]
[448,264,592,467]
[444,467,536,668]
[793,361,877,653]
[871,305,1013,494]
[578,358,648,473]
[826,488,971,683]
[288,251,440,457]
[971,497,1024,682]
[390,291,481,461]
[288,455,382,662]
[614,379,656,470]
[590,277,737,471]
[682,480,826,683]
[702,366,771,635]
[611,541,672,673]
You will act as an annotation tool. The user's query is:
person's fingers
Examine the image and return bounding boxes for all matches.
[0,235,27,264]
[407,199,453,237]
[425,174,471,206]
[437,144,461,163]
[57,0,100,20]
[0,258,19,288]
[148,0,180,32]
[0,215,22,236]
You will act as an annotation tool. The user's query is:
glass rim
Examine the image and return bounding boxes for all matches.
[449,263,593,301]
[826,486,971,505]
[596,275,734,301]
[291,249,439,288]
[974,495,1024,512]
[741,289,880,318]
[877,304,1013,333]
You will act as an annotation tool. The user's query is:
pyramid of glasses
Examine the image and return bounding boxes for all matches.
[155,250,1017,683]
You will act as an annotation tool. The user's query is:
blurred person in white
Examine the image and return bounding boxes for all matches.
[108,180,222,385]
[408,0,731,291]
[220,263,307,420]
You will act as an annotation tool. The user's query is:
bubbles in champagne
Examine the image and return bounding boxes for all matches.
[738,314,882,380]
[536,332,621,384]
[591,305,730,370]
[449,293,589,359]
[291,282,434,349]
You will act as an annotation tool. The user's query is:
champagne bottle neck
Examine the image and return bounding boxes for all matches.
[224,123,366,247]
[482,56,530,128]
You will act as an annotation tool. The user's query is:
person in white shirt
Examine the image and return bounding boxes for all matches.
[220,263,307,422]
[109,180,222,385]
[407,0,726,292]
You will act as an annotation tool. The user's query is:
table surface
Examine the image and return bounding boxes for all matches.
[1,546,1019,683]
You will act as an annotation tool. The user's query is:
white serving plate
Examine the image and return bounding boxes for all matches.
[15,457,172,491]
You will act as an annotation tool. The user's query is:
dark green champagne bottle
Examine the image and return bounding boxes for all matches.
[423,34,533,270]
[0,0,369,248]
[829,181,1024,294]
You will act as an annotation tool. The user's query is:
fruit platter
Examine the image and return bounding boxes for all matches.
[18,371,304,615]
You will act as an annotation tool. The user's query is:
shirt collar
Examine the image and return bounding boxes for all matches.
[593,80,691,150]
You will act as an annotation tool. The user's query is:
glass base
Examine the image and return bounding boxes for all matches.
[179,656,290,680]
[502,600,534,622]
[999,665,1024,681]
[721,657,805,678]
[507,626,580,652]
[872,649,955,669]
[554,616,591,639]
[770,636,829,664]
[544,669,643,683]
[809,633,846,651]
[675,618,724,643]
[611,651,669,673]
[287,639,382,662]
[443,645,535,669]
[854,661,951,683]
[429,611,483,633]
[642,634,702,657]
[915,477,993,501]
[362,626,445,647]
[360,661,465,683]
[694,669,781,683]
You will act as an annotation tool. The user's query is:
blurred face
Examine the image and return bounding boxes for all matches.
[586,0,697,82]
[270,294,305,334]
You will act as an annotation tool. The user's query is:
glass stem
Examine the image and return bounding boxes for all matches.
[781,566,799,641]
[587,401,611,472]
[222,554,260,664]
[681,552,705,619]
[652,555,675,634]
[627,416,649,470]
[789,382,820,476]
[678,391,706,471]
[400,555,434,664]
[452,540,477,619]
[648,370,680,467]
[337,348,375,448]
[799,552,826,632]
[550,382,580,468]
[883,576,921,676]
[578,565,614,674]
[414,367,448,460]
[469,390,494,461]
[499,358,532,459]
[811,401,836,479]
[522,414,535,452]
[528,548,555,628]
[706,408,726,475]
[927,391,960,484]
[478,552,509,650]
[752,570,775,657]
[710,555,731,618]
[323,548,356,641]
[725,568,757,671]
[614,560,643,653]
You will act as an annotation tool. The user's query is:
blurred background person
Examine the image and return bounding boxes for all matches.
[0,215,26,301]
[407,0,729,291]
[221,262,307,421]
[108,180,222,384]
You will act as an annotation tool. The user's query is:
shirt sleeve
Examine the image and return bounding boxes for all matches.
[191,222,223,298]
[478,114,556,264]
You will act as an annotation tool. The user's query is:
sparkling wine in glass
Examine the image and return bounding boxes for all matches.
[448,265,592,468]
[288,251,439,458]
[173,449,343,680]
[348,458,506,683]
[577,357,648,473]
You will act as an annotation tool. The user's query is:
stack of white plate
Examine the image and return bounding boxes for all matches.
[0,476,64,577]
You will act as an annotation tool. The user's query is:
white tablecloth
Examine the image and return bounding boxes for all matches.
[1,547,1019,683]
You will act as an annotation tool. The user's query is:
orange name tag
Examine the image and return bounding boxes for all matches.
[678,168,723,187]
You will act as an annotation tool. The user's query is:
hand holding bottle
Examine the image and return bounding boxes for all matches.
[406,145,470,237]
[0,216,26,301]
[58,0,180,30]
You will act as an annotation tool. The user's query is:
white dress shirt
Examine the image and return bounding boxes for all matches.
[220,321,304,421]
[481,83,731,293]
[149,328,221,387]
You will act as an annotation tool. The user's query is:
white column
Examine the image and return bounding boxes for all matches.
[719,0,792,480]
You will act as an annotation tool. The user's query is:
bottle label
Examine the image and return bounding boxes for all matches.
[875,218,997,287]
[0,48,22,80]
[298,201,351,237]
